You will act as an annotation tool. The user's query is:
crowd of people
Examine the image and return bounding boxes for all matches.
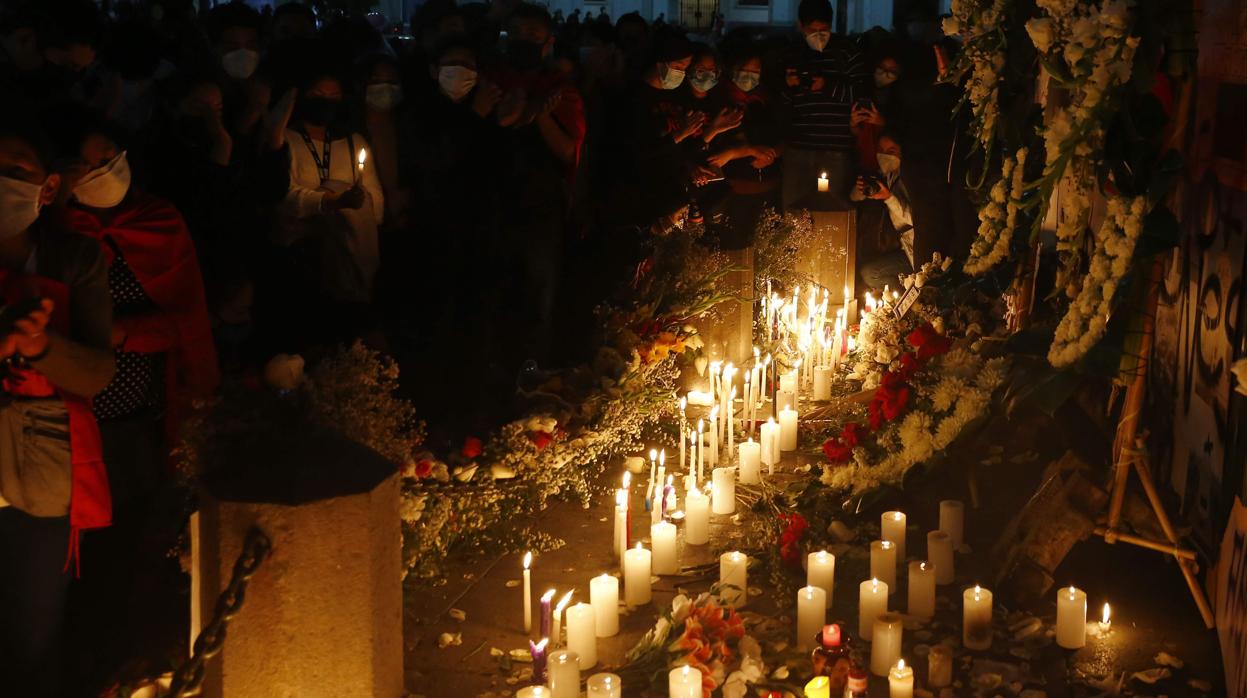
[0,0,978,694]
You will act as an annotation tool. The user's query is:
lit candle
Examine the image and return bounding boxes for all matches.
[623,543,651,607]
[1100,601,1111,632]
[613,490,627,560]
[622,472,632,548]
[888,659,914,698]
[927,645,952,687]
[803,676,831,698]
[684,486,710,545]
[355,147,366,183]
[586,673,621,698]
[719,551,747,608]
[927,530,955,585]
[516,686,550,698]
[962,585,993,650]
[529,638,549,684]
[710,405,720,466]
[540,589,556,640]
[858,578,888,639]
[547,650,580,698]
[711,467,735,515]
[738,438,761,484]
[796,585,827,651]
[907,561,935,619]
[522,552,533,633]
[817,171,830,192]
[939,500,965,549]
[727,385,736,453]
[651,520,678,575]
[813,365,832,401]
[778,406,798,451]
[589,574,619,637]
[1055,585,1086,649]
[667,665,701,698]
[870,612,903,676]
[565,602,597,669]
[551,590,573,647]
[696,420,705,484]
[760,418,780,472]
[870,540,897,592]
[881,511,907,562]
[807,550,835,599]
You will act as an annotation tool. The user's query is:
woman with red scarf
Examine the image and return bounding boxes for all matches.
[0,112,116,697]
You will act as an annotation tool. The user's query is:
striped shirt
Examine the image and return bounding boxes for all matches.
[781,37,869,151]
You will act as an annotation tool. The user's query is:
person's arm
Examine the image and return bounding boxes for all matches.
[883,182,912,232]
[30,242,116,397]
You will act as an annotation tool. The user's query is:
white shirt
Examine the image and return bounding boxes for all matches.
[283,129,385,224]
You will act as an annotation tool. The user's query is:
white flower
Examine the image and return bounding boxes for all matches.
[1026,18,1056,52]
[875,343,900,365]
[898,412,936,465]
[931,377,966,413]
[264,353,305,391]
[671,594,692,624]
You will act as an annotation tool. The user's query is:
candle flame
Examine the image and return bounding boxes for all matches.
[871,577,880,590]
[1068,585,1077,600]
[357,148,366,166]
[534,638,548,651]
[897,658,906,671]
[820,171,827,178]
[891,511,904,520]
[679,397,686,410]
[681,664,692,676]
[622,472,631,488]
[920,562,927,571]
[649,449,657,461]
[555,590,573,613]
[523,551,532,569]
[635,541,643,550]
[660,450,666,466]
[1102,602,1111,625]
[541,589,555,603]
[805,587,815,599]
[881,540,892,549]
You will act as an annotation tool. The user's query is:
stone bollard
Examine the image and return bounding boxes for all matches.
[195,424,403,698]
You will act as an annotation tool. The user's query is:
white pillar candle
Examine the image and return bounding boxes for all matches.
[906,561,935,619]
[547,650,580,698]
[962,585,993,650]
[796,585,827,651]
[684,487,710,545]
[760,418,780,471]
[613,492,627,561]
[668,665,702,698]
[858,578,888,639]
[780,371,797,394]
[719,551,747,608]
[817,172,830,192]
[813,365,832,400]
[711,467,736,515]
[589,574,619,637]
[565,602,597,669]
[939,500,965,549]
[806,550,835,599]
[881,511,907,562]
[523,551,533,633]
[870,612,903,676]
[738,439,761,484]
[870,540,897,592]
[927,645,952,687]
[778,406,798,451]
[776,388,795,411]
[516,687,550,698]
[927,531,955,585]
[1055,585,1087,649]
[888,659,914,698]
[623,543,651,607]
[696,421,705,483]
[586,673,621,698]
[651,521,678,575]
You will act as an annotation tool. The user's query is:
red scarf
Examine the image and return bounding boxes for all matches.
[65,192,220,463]
[0,272,110,573]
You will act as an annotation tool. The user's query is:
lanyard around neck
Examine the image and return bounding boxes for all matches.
[299,130,332,182]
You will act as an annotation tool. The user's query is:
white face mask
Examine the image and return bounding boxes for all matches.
[366,83,404,111]
[221,48,260,80]
[660,64,685,90]
[877,152,901,174]
[804,30,830,52]
[438,65,477,102]
[733,70,760,92]
[0,175,45,239]
[74,151,131,209]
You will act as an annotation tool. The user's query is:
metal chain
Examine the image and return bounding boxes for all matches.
[167,526,272,697]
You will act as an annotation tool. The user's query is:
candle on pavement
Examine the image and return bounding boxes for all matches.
[927,645,952,687]
[797,585,827,651]
[963,585,993,650]
[589,574,619,637]
[779,406,798,451]
[668,665,702,698]
[870,540,897,591]
[651,521,678,575]
[547,650,579,698]
[858,578,888,640]
[564,602,597,669]
[881,511,907,561]
[807,550,835,599]
[738,439,761,484]
[928,530,955,585]
[623,543,651,607]
[870,612,902,676]
[719,551,747,608]
[522,551,533,633]
[888,659,914,698]
[711,467,735,515]
[1055,585,1086,649]
[586,673,621,698]
[907,561,935,619]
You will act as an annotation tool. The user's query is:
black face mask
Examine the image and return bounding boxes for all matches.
[297,97,343,127]
[508,39,544,71]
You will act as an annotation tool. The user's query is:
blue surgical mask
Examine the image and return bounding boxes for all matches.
[660,63,685,90]
[733,70,760,92]
[690,69,717,92]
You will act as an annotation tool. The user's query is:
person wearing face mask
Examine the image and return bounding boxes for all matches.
[779,0,868,211]
[851,131,914,290]
[359,55,406,228]
[683,45,744,149]
[206,2,268,141]
[281,67,385,317]
[0,112,117,698]
[49,113,217,686]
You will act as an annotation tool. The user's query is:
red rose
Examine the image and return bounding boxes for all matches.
[869,378,911,429]
[898,352,923,380]
[907,323,952,361]
[415,459,433,478]
[822,422,867,462]
[528,431,553,450]
[462,437,483,459]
